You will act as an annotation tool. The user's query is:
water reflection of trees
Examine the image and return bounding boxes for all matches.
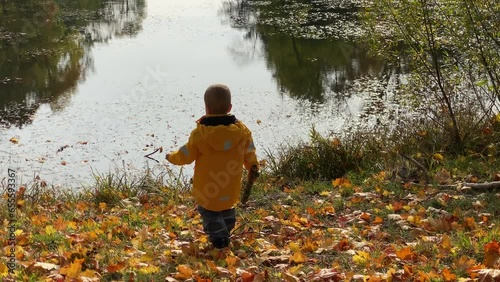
[0,0,146,128]
[220,0,386,103]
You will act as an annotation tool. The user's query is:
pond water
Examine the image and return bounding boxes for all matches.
[0,0,402,187]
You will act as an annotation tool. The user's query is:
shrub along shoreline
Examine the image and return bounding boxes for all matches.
[1,113,500,281]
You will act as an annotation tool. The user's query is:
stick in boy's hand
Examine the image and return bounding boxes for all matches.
[240,165,259,206]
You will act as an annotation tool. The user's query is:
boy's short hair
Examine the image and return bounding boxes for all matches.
[204,84,231,114]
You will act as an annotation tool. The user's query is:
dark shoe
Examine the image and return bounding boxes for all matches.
[212,237,229,249]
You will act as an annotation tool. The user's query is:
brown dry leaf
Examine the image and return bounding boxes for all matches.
[334,238,351,251]
[360,212,371,222]
[434,168,451,184]
[107,261,126,273]
[9,137,19,144]
[464,217,477,230]
[452,256,476,273]
[484,240,500,268]
[493,173,500,181]
[237,268,256,282]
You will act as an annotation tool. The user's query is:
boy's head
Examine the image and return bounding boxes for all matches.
[204,84,232,115]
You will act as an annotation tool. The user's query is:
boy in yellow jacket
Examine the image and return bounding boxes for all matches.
[166,84,259,249]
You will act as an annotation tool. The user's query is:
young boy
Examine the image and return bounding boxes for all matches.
[165,84,259,249]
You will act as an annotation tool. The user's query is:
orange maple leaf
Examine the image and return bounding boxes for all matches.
[441,268,456,282]
[396,247,416,261]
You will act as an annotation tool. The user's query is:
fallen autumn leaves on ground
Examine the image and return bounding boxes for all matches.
[1,171,500,281]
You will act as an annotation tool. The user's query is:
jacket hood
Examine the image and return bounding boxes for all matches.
[197,114,246,152]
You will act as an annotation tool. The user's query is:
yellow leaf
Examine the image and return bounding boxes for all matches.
[496,113,500,123]
[131,237,143,249]
[176,265,193,279]
[140,254,154,262]
[0,263,8,277]
[45,225,56,236]
[199,235,208,243]
[320,191,330,197]
[290,252,307,263]
[288,242,301,253]
[138,265,159,274]
[332,177,351,188]
[60,258,83,278]
[433,153,444,161]
[80,269,98,278]
[67,221,77,230]
[14,229,23,236]
[289,264,303,274]
[9,137,19,144]
[386,268,396,282]
[353,251,370,265]
[301,240,318,253]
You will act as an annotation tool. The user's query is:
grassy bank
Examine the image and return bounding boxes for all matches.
[1,116,500,281]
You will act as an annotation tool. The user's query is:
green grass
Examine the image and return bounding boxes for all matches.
[2,111,500,281]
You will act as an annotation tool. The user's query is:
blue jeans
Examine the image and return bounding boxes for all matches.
[197,205,236,249]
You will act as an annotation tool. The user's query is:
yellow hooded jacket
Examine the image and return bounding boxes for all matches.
[167,114,259,211]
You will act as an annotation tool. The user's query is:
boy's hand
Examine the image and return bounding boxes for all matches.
[247,165,259,182]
